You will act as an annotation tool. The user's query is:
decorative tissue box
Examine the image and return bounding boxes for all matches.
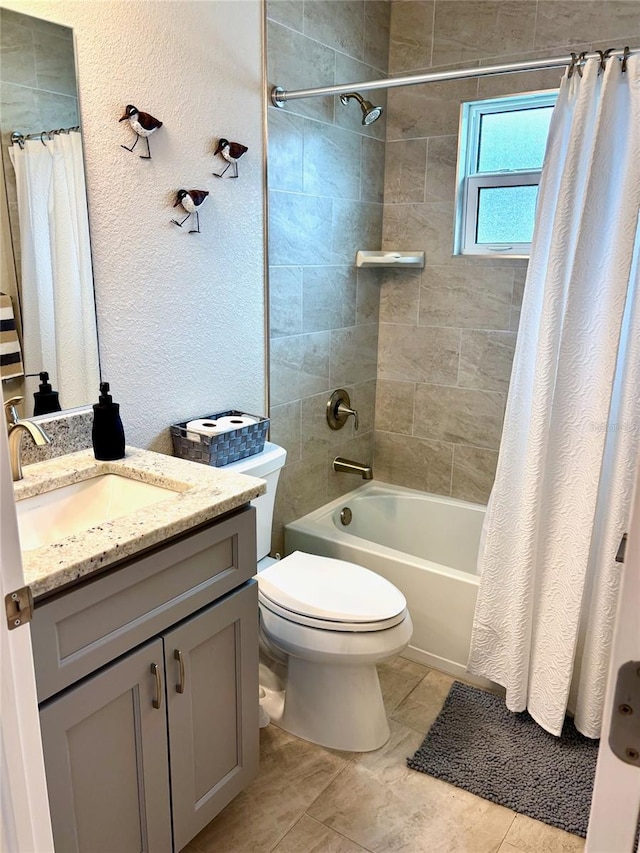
[170,410,269,467]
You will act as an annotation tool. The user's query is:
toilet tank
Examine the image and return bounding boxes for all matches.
[219,441,287,561]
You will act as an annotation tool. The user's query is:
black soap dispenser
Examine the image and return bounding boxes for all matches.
[33,371,61,416]
[92,382,126,460]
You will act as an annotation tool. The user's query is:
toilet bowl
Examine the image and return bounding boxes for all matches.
[222,442,413,751]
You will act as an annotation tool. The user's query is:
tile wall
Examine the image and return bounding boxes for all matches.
[266,0,391,553]
[375,0,640,503]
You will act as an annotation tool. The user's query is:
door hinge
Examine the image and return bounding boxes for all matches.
[609,660,640,767]
[5,585,34,630]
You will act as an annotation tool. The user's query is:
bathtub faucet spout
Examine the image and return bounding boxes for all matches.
[333,457,373,480]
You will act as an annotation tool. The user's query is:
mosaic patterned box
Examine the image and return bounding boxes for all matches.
[170,410,269,467]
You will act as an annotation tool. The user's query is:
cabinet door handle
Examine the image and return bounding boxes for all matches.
[174,649,185,694]
[150,662,162,709]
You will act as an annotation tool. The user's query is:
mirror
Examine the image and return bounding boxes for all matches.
[0,7,100,418]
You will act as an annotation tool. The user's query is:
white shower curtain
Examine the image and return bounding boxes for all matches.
[10,132,99,409]
[468,55,640,739]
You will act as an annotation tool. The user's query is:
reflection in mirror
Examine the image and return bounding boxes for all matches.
[0,7,100,417]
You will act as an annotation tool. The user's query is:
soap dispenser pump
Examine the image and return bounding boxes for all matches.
[33,371,61,416]
[92,382,125,460]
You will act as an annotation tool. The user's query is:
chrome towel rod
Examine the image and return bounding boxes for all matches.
[271,46,638,107]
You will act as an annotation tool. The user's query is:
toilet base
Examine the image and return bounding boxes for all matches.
[261,658,390,752]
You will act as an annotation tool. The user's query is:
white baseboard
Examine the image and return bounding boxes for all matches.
[401,644,502,694]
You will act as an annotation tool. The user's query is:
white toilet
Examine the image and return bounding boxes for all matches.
[224,441,413,752]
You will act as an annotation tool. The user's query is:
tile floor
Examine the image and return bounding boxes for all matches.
[185,657,586,853]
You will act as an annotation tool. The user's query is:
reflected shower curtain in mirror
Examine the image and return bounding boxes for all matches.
[468,56,640,738]
[10,132,99,409]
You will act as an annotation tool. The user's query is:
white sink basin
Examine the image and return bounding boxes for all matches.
[16,473,178,551]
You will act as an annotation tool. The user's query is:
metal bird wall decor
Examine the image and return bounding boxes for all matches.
[213,138,248,178]
[119,105,163,159]
[171,189,209,233]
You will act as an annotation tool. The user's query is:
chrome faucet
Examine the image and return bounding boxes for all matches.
[4,397,51,481]
[333,457,373,480]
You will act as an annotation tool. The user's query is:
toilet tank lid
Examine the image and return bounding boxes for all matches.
[220,441,286,477]
[257,551,407,623]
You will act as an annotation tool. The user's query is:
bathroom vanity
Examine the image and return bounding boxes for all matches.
[14,447,265,853]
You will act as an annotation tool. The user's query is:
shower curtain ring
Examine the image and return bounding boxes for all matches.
[40,131,48,146]
[568,52,578,78]
[576,51,588,77]
[597,48,614,74]
[622,46,630,73]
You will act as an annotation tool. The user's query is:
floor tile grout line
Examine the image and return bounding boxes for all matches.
[303,812,377,853]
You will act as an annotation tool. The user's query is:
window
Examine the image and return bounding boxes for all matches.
[455,92,557,257]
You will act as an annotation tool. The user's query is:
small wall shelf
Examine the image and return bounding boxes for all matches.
[356,251,425,269]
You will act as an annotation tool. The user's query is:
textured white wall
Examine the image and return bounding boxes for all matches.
[3,0,266,452]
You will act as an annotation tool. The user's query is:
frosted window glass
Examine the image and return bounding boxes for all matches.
[476,185,539,244]
[477,107,553,172]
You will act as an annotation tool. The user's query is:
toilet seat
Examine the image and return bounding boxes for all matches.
[257,551,407,631]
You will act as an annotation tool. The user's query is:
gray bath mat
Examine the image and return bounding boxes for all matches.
[407,681,598,837]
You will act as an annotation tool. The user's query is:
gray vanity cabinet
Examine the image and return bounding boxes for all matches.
[165,585,258,851]
[39,638,173,853]
[33,508,259,853]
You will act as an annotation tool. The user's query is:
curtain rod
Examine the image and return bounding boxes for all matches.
[11,126,80,148]
[271,46,638,107]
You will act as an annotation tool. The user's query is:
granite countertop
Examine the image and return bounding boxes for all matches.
[14,447,265,599]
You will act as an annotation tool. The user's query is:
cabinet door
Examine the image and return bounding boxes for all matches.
[39,639,172,853]
[164,582,259,851]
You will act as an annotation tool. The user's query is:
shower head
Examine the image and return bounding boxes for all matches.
[339,92,383,126]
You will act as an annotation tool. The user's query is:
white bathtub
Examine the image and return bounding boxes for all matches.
[284,481,487,681]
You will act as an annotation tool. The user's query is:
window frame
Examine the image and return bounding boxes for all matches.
[454,90,558,258]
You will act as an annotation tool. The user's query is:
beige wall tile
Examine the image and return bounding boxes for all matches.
[378,324,460,384]
[267,108,304,193]
[426,135,458,203]
[452,444,499,503]
[504,813,585,852]
[304,0,365,61]
[270,332,331,405]
[0,18,37,87]
[332,198,384,264]
[303,120,362,201]
[390,669,455,733]
[275,449,329,530]
[386,76,478,139]
[374,430,453,492]
[379,269,421,324]
[534,1,640,50]
[270,266,303,338]
[356,269,381,325]
[432,1,537,66]
[270,400,302,465]
[384,139,427,203]
[330,324,378,386]
[34,90,78,131]
[383,202,456,265]
[267,21,335,123]
[364,1,391,72]
[33,29,77,96]
[375,379,415,434]
[458,330,516,393]
[266,0,304,30]
[413,384,506,449]
[361,135,386,203]
[302,266,357,332]
[269,191,334,266]
[389,0,434,73]
[273,814,368,853]
[419,265,513,329]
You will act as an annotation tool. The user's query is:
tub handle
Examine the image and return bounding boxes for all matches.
[327,389,359,431]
